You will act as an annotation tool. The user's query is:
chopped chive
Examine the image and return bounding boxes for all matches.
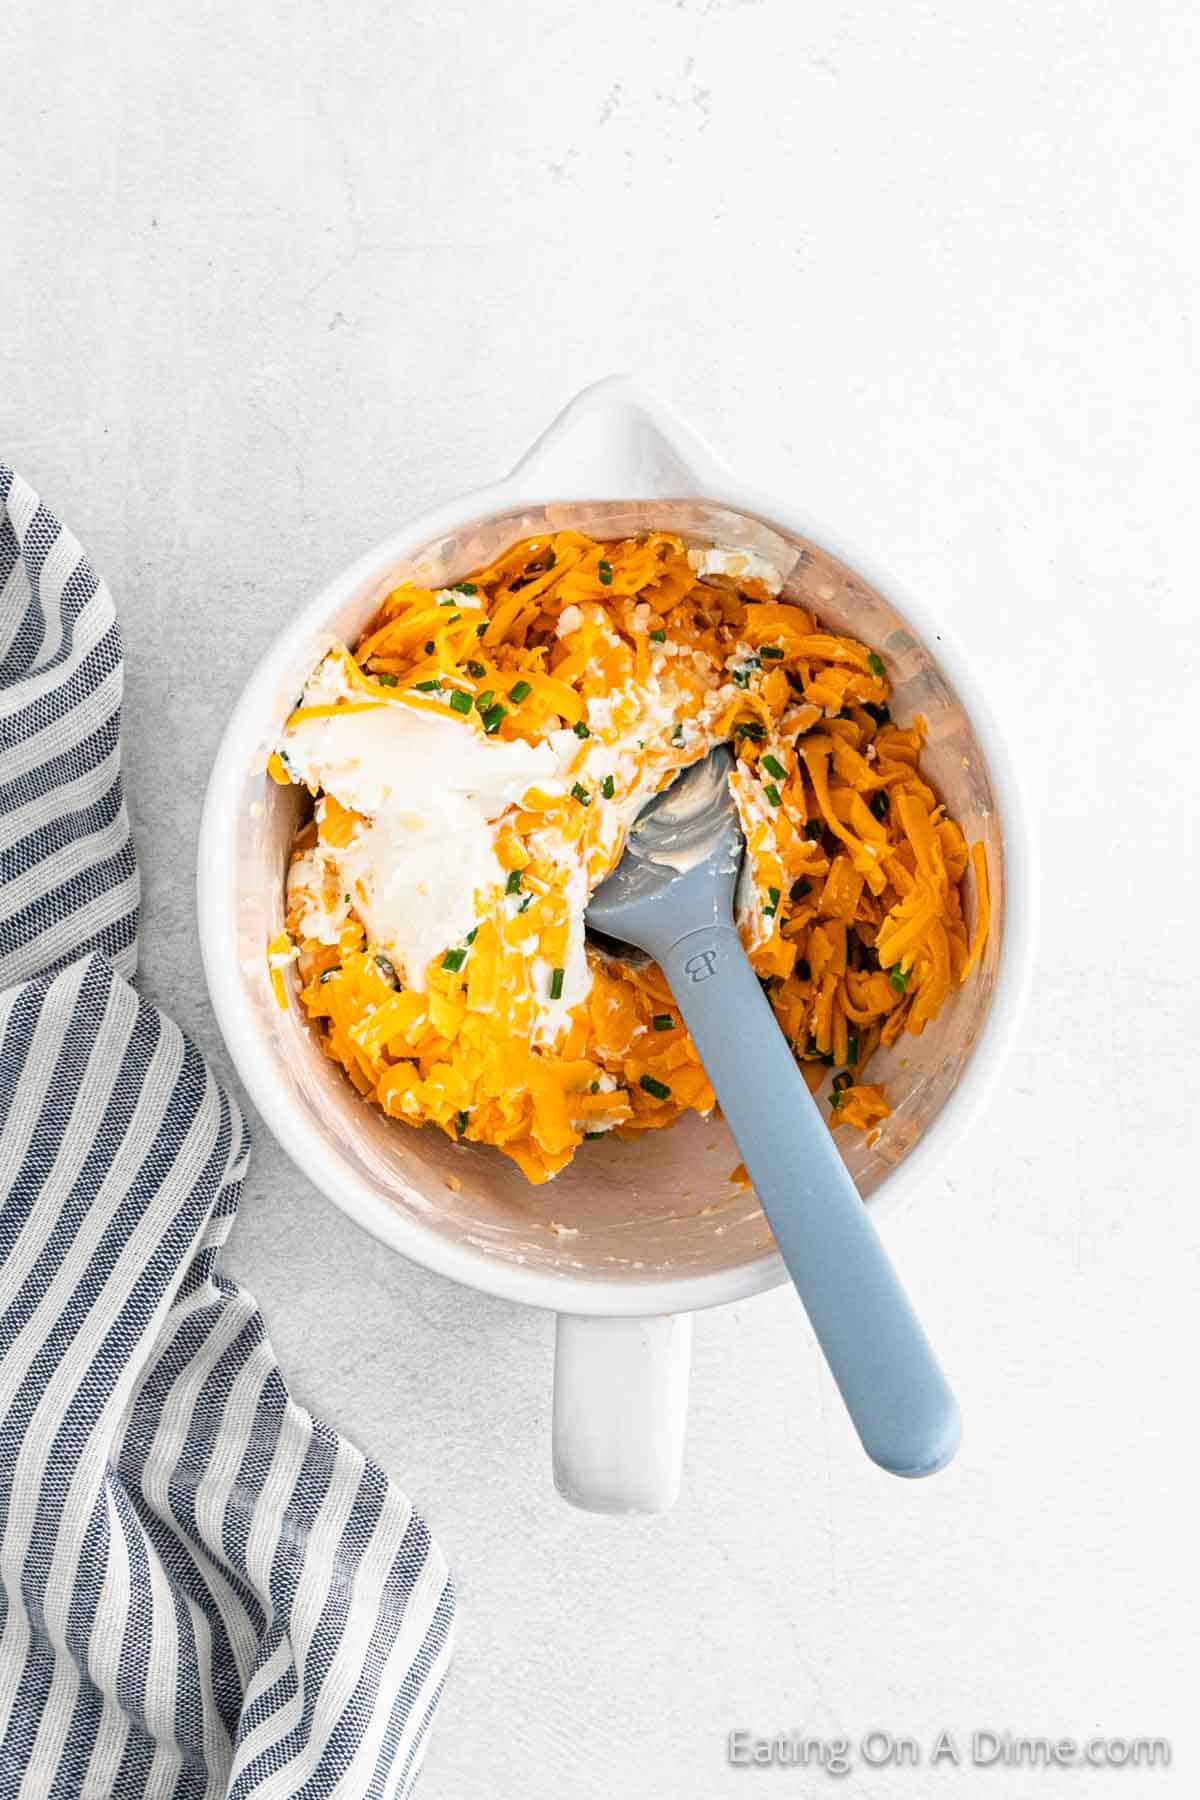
[804,818,823,840]
[601,774,615,799]
[652,1014,675,1031]
[731,669,751,689]
[639,1074,671,1100]
[343,892,351,903]
[762,753,787,780]
[765,885,781,916]
[475,690,495,711]
[464,926,478,945]
[832,1071,853,1092]
[448,613,461,624]
[414,678,442,692]
[505,870,522,894]
[438,595,456,607]
[464,660,487,678]
[375,671,398,686]
[476,621,488,636]
[867,651,886,677]
[374,953,399,986]
[455,1109,469,1135]
[796,957,812,981]
[518,893,533,913]
[583,1128,607,1139]
[789,877,812,901]
[671,722,685,746]
[319,965,341,983]
[508,679,532,703]
[549,967,564,1000]
[590,1080,600,1093]
[597,559,613,585]
[888,963,909,995]
[864,701,890,724]
[649,628,666,643]
[441,947,467,972]
[571,781,591,805]
[845,1033,859,1065]
[759,644,784,660]
[448,689,472,714]
[573,720,590,739]
[453,581,478,595]
[424,640,435,654]
[481,703,506,734]
[733,721,765,741]
[869,789,890,820]
[763,782,782,807]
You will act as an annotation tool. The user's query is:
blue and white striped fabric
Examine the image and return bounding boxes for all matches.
[0,465,454,1798]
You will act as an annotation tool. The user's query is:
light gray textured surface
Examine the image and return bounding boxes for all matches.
[2,2,1197,1795]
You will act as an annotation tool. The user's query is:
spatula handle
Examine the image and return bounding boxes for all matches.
[660,923,960,1477]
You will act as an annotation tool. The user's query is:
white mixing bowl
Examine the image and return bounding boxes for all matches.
[197,378,1032,1512]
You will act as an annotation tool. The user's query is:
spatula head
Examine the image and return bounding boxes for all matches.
[585,747,745,961]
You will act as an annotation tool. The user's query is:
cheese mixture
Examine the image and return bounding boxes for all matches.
[266,530,989,1184]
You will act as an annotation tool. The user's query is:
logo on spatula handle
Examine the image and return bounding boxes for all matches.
[683,948,719,983]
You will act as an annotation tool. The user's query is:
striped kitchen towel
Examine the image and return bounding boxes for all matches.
[0,464,454,1798]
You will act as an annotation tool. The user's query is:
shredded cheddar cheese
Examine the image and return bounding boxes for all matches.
[266,529,988,1183]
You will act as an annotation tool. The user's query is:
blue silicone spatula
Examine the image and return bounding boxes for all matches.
[587,746,960,1477]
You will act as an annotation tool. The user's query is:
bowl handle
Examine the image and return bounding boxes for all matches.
[552,1312,692,1514]
[503,375,736,505]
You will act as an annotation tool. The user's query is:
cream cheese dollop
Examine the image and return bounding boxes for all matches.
[687,544,785,594]
[280,654,566,989]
